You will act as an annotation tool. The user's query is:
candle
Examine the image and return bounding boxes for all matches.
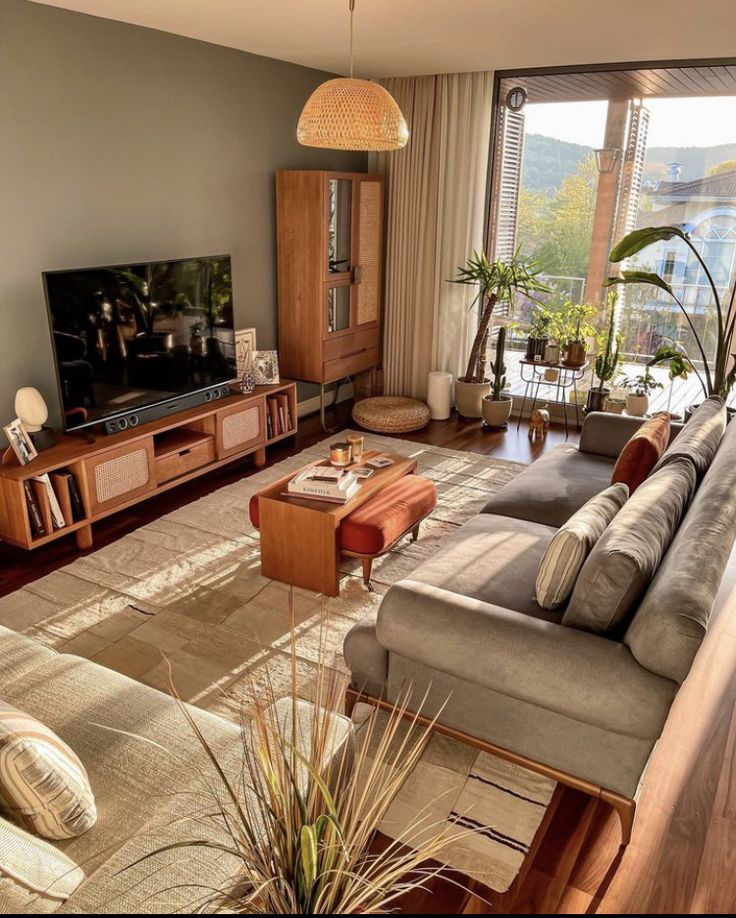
[329,442,352,467]
[346,433,364,462]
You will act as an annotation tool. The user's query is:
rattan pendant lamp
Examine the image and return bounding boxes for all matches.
[297,0,409,152]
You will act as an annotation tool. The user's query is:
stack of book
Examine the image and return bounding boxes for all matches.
[287,466,360,503]
[23,469,85,538]
[266,394,293,440]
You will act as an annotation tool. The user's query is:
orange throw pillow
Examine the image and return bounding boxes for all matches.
[612,412,671,493]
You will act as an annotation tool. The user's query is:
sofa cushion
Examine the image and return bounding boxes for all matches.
[375,584,677,742]
[612,412,670,493]
[0,815,85,912]
[626,416,736,682]
[653,395,726,477]
[391,513,560,620]
[0,701,97,840]
[563,457,697,635]
[481,444,615,528]
[536,483,629,610]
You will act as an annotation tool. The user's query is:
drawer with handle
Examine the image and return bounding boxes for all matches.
[323,346,379,383]
[323,327,379,361]
[155,437,215,485]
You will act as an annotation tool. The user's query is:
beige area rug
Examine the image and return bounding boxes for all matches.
[0,432,554,892]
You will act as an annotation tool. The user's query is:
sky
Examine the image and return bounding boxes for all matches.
[524,97,736,149]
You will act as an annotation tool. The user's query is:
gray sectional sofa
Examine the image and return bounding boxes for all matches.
[344,398,736,843]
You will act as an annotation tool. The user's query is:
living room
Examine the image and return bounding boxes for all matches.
[0,0,735,912]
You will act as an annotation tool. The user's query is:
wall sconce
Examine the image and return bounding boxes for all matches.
[594,147,622,174]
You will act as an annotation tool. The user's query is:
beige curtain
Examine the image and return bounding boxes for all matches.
[371,72,493,398]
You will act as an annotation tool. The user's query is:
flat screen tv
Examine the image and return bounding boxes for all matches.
[44,255,236,432]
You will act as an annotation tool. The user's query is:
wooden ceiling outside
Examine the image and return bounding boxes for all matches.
[502,65,736,103]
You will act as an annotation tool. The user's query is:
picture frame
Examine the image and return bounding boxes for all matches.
[252,350,280,386]
[234,327,257,378]
[3,418,38,466]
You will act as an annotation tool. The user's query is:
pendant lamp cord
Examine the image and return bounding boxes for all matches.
[348,0,355,78]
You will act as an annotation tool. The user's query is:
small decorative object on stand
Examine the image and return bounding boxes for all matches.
[239,370,257,395]
[14,387,55,451]
[253,350,280,386]
[529,406,550,442]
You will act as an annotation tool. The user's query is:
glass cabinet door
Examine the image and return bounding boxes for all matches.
[327,285,351,334]
[327,178,353,275]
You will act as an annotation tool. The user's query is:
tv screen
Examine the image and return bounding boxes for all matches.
[44,255,236,432]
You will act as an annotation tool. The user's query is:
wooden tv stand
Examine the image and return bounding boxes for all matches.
[0,382,297,551]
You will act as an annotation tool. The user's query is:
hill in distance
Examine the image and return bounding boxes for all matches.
[521,134,736,193]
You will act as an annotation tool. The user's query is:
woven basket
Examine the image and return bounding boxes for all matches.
[352,397,431,434]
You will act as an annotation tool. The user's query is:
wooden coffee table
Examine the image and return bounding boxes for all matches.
[256,450,417,596]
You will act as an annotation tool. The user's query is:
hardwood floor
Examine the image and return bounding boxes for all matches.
[1,403,734,914]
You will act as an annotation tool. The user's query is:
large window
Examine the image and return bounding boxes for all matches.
[488,64,736,413]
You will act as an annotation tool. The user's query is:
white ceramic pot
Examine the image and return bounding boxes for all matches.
[626,393,649,417]
[606,398,626,415]
[455,379,491,418]
[482,394,513,429]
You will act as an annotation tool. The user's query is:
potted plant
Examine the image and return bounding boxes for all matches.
[525,306,552,361]
[563,302,596,367]
[453,249,549,418]
[607,224,736,411]
[621,367,663,416]
[482,326,513,429]
[585,293,623,413]
[120,604,475,914]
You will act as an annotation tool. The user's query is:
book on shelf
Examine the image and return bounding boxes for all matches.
[50,470,84,522]
[33,473,66,530]
[24,480,46,537]
[276,393,292,432]
[287,467,360,503]
[267,397,281,438]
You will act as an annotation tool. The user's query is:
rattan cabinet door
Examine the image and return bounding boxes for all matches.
[84,439,155,515]
[216,398,266,460]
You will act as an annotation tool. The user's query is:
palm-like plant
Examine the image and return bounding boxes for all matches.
[120,604,475,914]
[606,225,736,399]
[454,249,550,383]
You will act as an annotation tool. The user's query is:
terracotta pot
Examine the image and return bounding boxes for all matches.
[482,394,513,429]
[544,367,559,382]
[455,379,491,418]
[564,340,587,367]
[584,388,610,414]
[626,393,649,417]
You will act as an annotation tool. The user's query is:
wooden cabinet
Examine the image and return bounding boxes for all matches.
[0,382,296,551]
[276,170,384,385]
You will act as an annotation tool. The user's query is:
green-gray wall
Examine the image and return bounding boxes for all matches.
[0,0,366,427]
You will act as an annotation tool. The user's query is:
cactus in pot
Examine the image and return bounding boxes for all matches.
[482,326,514,430]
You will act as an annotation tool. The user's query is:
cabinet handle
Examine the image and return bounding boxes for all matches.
[179,449,191,457]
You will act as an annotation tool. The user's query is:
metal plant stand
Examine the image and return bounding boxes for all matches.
[516,359,588,439]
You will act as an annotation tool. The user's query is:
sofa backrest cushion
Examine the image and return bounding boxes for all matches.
[611,412,670,493]
[625,417,736,683]
[563,457,696,635]
[653,395,726,478]
[535,482,629,610]
[579,411,681,461]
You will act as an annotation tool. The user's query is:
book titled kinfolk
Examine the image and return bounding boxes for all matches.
[287,468,360,503]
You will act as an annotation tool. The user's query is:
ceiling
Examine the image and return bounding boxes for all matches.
[504,65,736,104]
[28,0,736,79]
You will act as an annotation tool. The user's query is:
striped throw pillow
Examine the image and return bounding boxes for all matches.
[535,483,629,610]
[0,702,96,840]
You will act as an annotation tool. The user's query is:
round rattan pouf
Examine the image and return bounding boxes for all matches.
[352,396,431,434]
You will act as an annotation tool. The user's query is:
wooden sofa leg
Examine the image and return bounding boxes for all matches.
[601,790,636,846]
[411,523,420,542]
[344,688,358,718]
[361,558,374,591]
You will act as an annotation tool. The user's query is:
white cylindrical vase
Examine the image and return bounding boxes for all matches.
[427,371,453,420]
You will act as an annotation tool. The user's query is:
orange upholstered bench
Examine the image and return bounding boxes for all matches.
[249,475,437,590]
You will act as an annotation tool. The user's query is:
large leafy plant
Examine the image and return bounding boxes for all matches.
[454,249,550,383]
[606,225,736,399]
[546,300,597,347]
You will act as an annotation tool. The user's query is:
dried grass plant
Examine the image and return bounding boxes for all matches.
[123,594,477,914]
